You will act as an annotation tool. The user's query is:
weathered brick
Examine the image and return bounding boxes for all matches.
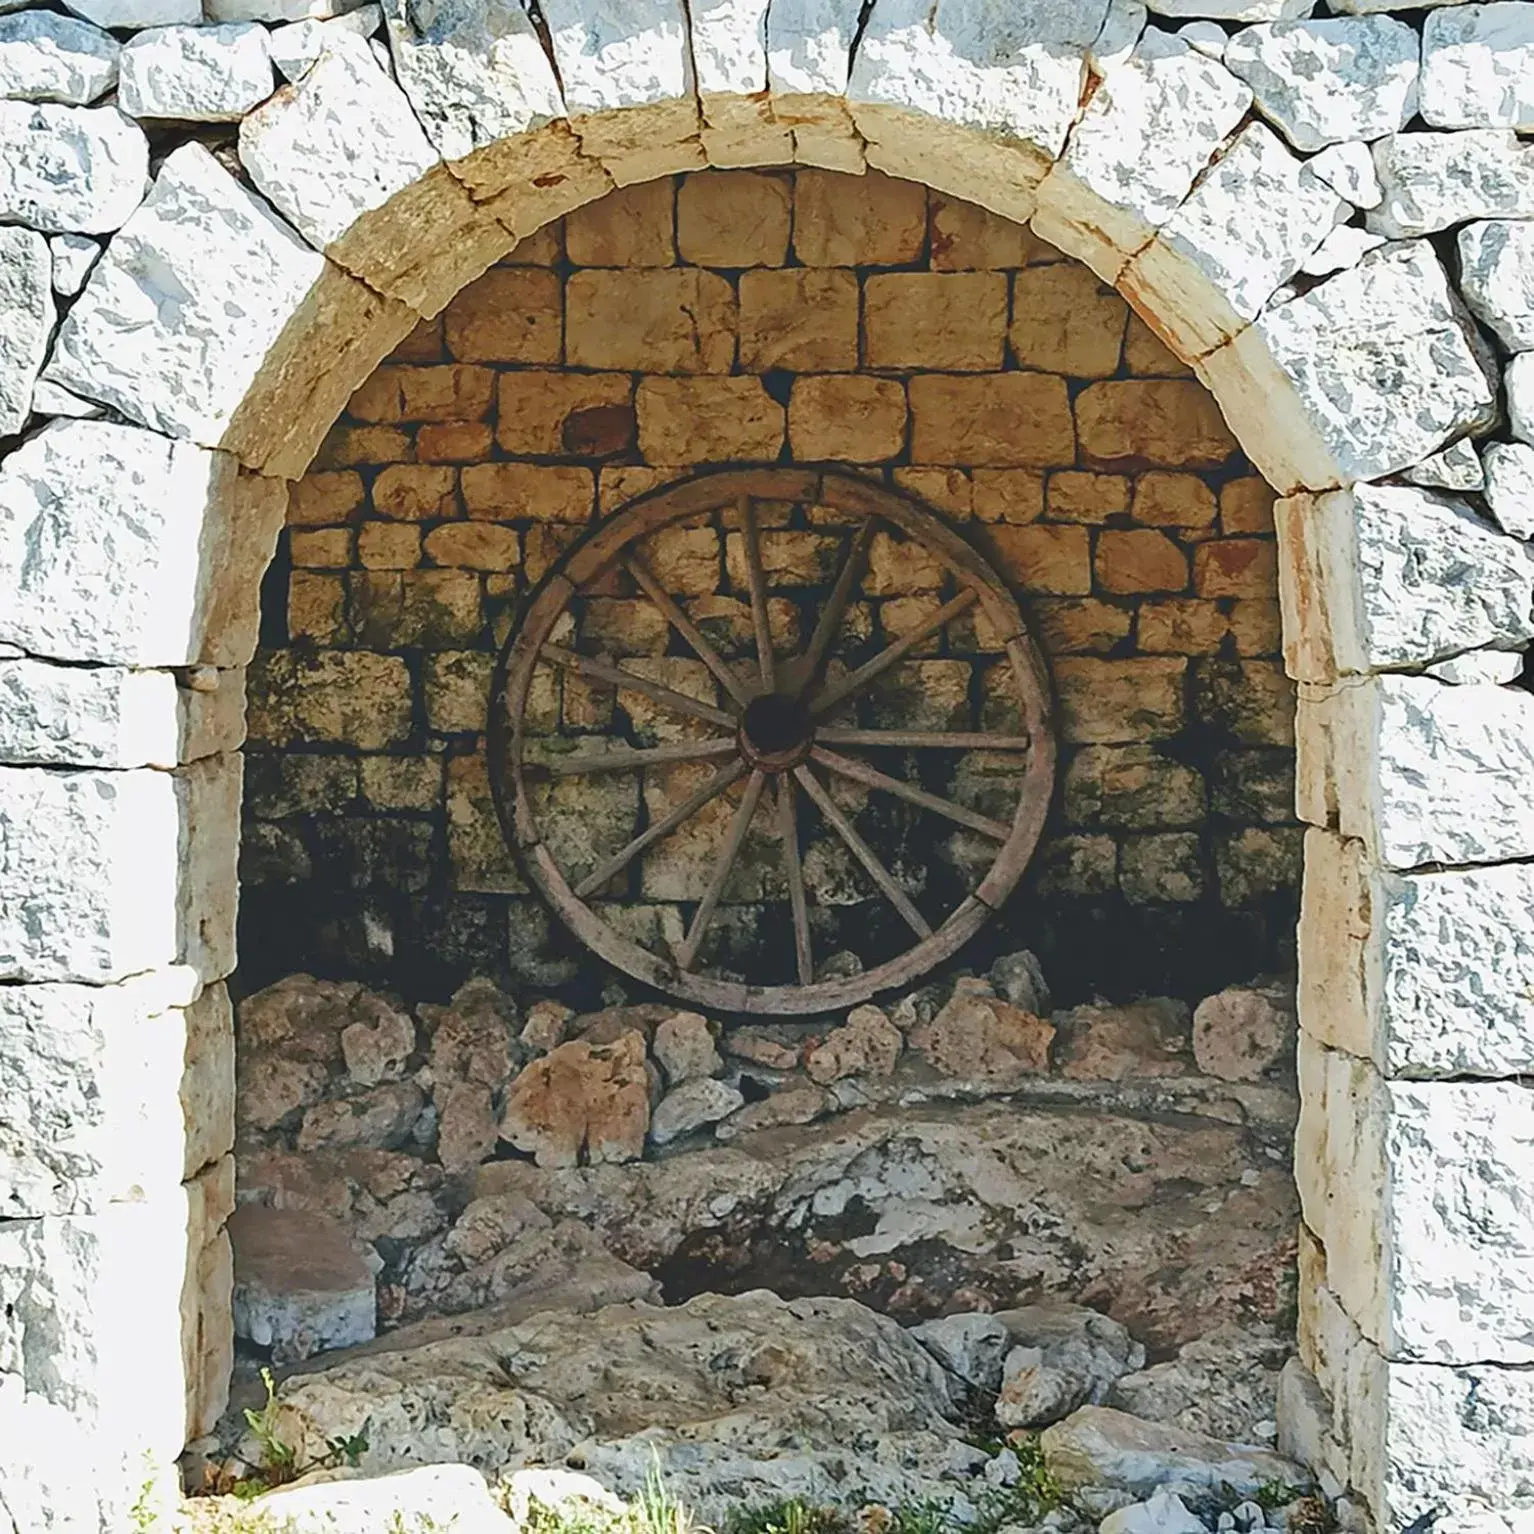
[357,523,421,570]
[1033,598,1134,655]
[1193,659,1294,747]
[637,377,785,462]
[1132,472,1218,529]
[1033,833,1118,896]
[725,528,841,589]
[496,371,636,457]
[501,222,563,266]
[360,754,442,811]
[1136,598,1231,655]
[566,269,736,373]
[1095,529,1189,594]
[865,530,945,595]
[1048,471,1130,523]
[1123,313,1192,377]
[739,268,859,372]
[600,466,679,514]
[1210,749,1295,824]
[386,314,445,364]
[1220,476,1276,534]
[864,272,1008,371]
[565,179,675,266]
[1064,744,1206,829]
[1121,833,1205,904]
[686,594,802,657]
[288,471,365,525]
[313,424,413,469]
[986,524,1092,595]
[789,375,906,461]
[523,525,583,584]
[794,169,926,266]
[866,658,971,731]
[1076,381,1239,470]
[288,571,347,644]
[348,365,495,424]
[424,523,521,572]
[1054,657,1186,743]
[459,463,594,523]
[372,465,458,522]
[971,469,1045,525]
[929,192,1035,270]
[416,422,495,462]
[448,752,527,893]
[1011,264,1128,378]
[909,373,1074,467]
[677,171,791,267]
[1215,826,1302,906]
[442,267,562,364]
[1229,599,1282,656]
[350,569,483,648]
[290,528,351,568]
[634,526,717,596]
[880,596,946,653]
[894,467,973,521]
[1193,538,1277,599]
[248,650,412,748]
[580,598,670,655]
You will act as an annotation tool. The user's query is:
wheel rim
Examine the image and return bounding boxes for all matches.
[488,467,1057,1016]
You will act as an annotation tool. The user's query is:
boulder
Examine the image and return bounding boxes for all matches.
[652,1010,721,1084]
[500,1031,650,1167]
[1192,981,1295,1081]
[1420,1,1534,130]
[1457,220,1534,351]
[722,1028,800,1070]
[1369,129,1534,240]
[229,1204,376,1363]
[994,1304,1145,1429]
[805,1005,903,1084]
[912,991,1055,1080]
[909,1312,1011,1397]
[651,1078,744,1146]
[434,1080,499,1175]
[245,1464,512,1532]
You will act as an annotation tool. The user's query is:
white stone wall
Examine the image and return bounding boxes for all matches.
[1,0,1533,1529]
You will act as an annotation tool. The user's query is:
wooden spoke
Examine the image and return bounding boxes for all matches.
[810,588,978,719]
[816,728,1032,752]
[777,775,813,986]
[810,745,1011,841]
[530,739,738,777]
[676,767,768,971]
[792,764,932,940]
[739,495,775,691]
[794,518,876,700]
[624,555,752,708]
[541,643,736,729]
[573,756,749,899]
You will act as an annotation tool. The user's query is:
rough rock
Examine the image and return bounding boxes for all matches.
[0,226,52,435]
[714,1082,831,1140]
[1420,2,1534,130]
[1223,16,1419,151]
[229,1204,376,1363]
[434,1081,499,1176]
[422,978,518,1089]
[650,1078,744,1146]
[1369,129,1534,238]
[1100,1490,1207,1534]
[724,1028,800,1070]
[60,0,197,23]
[1054,998,1191,1081]
[909,1312,1011,1397]
[1192,981,1295,1082]
[1514,351,1534,445]
[520,998,573,1056]
[1481,441,1534,541]
[500,1032,650,1167]
[652,1011,720,1084]
[1041,1405,1308,1497]
[911,992,1055,1081]
[500,1468,624,1528]
[805,1005,903,1084]
[988,950,1051,1015]
[1457,219,1534,350]
[1424,649,1525,687]
[1307,139,1382,207]
[1147,0,1309,17]
[119,22,272,122]
[47,231,97,295]
[297,1081,427,1152]
[574,1003,675,1046]
[0,99,146,233]
[339,995,416,1085]
[1298,222,1386,277]
[1403,438,1484,493]
[0,11,117,104]
[994,1304,1145,1429]
[242,1464,513,1533]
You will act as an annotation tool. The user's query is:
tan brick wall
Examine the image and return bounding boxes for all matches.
[243,170,1299,1002]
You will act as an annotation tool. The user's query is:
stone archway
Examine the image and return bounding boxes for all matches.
[1,3,1532,1530]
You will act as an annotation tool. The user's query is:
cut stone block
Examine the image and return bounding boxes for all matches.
[1420,1,1534,130]
[1369,129,1534,239]
[0,98,146,233]
[229,1204,376,1363]
[119,22,273,121]
[1457,218,1534,350]
[0,10,118,104]
[0,224,52,436]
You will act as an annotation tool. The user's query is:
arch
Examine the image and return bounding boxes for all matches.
[1,4,1532,1530]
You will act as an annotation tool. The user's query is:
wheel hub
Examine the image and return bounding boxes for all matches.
[738,691,814,771]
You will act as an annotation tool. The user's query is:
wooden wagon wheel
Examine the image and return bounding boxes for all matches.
[488,468,1056,1016]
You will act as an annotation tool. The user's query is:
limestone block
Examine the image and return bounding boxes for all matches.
[567,268,736,373]
[757,0,859,169]
[1199,241,1497,492]
[1369,129,1534,238]
[1032,33,1252,282]
[637,377,785,462]
[1420,2,1534,130]
[540,0,701,183]
[1457,219,1534,350]
[865,272,1008,371]
[1123,122,1346,355]
[677,170,791,266]
[0,661,244,769]
[850,0,1105,222]
[62,0,197,23]
[0,99,145,233]
[793,167,926,264]
[0,421,285,668]
[1147,0,1308,16]
[119,23,273,121]
[270,7,382,80]
[910,373,1075,467]
[1306,139,1382,208]
[789,375,906,462]
[1275,483,1534,682]
[1297,222,1386,278]
[47,231,97,297]
[1054,657,1186,742]
[239,38,513,314]
[1514,352,1534,446]
[1482,441,1534,540]
[0,225,51,436]
[1223,16,1419,152]
[0,10,118,103]
[681,0,777,166]
[1074,379,1237,469]
[1403,437,1485,494]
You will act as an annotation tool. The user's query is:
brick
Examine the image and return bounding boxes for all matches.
[416,422,495,462]
[288,471,364,526]
[1075,380,1239,470]
[677,170,792,266]
[290,528,351,569]
[372,464,458,522]
[1033,833,1118,896]
[725,528,841,589]
[496,371,636,456]
[1229,599,1282,656]
[1193,659,1294,747]
[1054,657,1186,743]
[360,755,442,811]
[1136,598,1231,655]
[1064,744,1206,829]
[1011,264,1128,378]
[357,523,421,570]
[880,596,946,653]
[348,365,494,424]
[1095,529,1189,594]
[386,315,445,364]
[1193,538,1277,599]
[971,469,1045,525]
[739,268,859,372]
[448,752,527,893]
[599,466,678,514]
[565,179,676,266]
[865,529,945,595]
[350,570,482,648]
[637,377,784,462]
[313,424,412,469]
[501,222,562,265]
[1220,476,1277,534]
[566,269,736,373]
[1210,749,1294,824]
[288,571,347,644]
[793,169,926,266]
[523,525,582,583]
[1131,471,1217,529]
[986,524,1092,595]
[424,523,521,572]
[928,192,1035,269]
[864,272,1008,371]
[1123,313,1193,377]
[459,463,594,523]
[1215,826,1302,906]
[789,375,906,461]
[866,658,971,731]
[643,526,721,595]
[1048,471,1130,523]
[1033,598,1133,655]
[442,268,562,364]
[686,594,802,657]
[909,373,1074,467]
[247,651,412,749]
[894,468,972,521]
[1121,833,1205,904]
[580,597,669,655]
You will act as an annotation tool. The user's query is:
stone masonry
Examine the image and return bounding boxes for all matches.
[0,2,1533,1531]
